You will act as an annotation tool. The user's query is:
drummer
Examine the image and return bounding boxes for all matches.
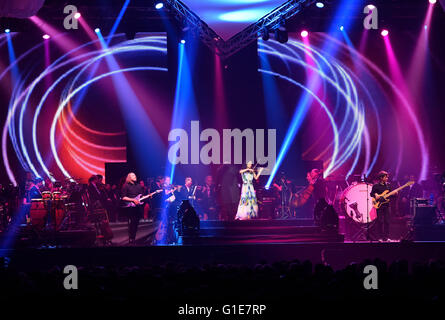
[24,178,44,204]
[41,178,54,193]
[23,178,44,224]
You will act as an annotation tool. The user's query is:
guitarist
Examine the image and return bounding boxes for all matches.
[121,172,145,244]
[370,171,397,242]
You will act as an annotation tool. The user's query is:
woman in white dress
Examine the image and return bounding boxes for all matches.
[235,161,264,220]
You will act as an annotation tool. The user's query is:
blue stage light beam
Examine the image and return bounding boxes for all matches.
[107,0,130,45]
[167,42,186,182]
[166,34,201,183]
[5,33,33,176]
[96,30,167,174]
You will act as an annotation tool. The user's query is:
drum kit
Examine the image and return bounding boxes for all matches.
[342,183,377,224]
[29,177,86,231]
[340,180,377,240]
[29,191,70,231]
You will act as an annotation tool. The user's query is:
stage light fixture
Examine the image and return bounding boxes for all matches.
[180,39,186,44]
[274,22,288,44]
[316,2,325,8]
[301,30,309,38]
[155,2,164,10]
[261,28,270,41]
[381,29,389,37]
[429,0,437,4]
[95,28,100,33]
[42,34,50,40]
[367,4,376,10]
[74,12,81,19]
[5,29,10,33]
[340,25,344,31]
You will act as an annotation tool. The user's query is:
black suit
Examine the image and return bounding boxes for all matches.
[121,182,144,242]
[370,182,392,240]
[178,185,196,204]
[198,184,217,219]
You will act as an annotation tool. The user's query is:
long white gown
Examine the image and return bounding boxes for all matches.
[235,171,258,220]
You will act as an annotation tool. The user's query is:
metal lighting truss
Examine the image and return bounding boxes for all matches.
[165,0,316,59]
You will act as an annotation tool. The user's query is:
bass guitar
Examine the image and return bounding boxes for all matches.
[372,181,414,209]
[122,189,163,208]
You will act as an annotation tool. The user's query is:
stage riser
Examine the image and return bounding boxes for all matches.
[179,234,344,245]
[200,226,326,236]
[0,229,96,248]
[200,219,315,228]
[413,225,445,241]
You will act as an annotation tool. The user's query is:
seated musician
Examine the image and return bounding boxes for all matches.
[23,178,43,224]
[291,171,318,208]
[197,175,217,220]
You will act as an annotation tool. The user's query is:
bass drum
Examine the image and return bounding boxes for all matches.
[342,183,377,224]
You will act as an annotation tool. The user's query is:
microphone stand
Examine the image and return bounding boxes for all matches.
[364,175,371,242]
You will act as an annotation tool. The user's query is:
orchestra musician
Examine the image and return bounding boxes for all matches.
[370,171,397,242]
[23,178,43,224]
[121,172,145,244]
[291,170,318,208]
[197,175,217,220]
[178,177,197,206]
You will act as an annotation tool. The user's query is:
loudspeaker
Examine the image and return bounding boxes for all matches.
[413,206,437,226]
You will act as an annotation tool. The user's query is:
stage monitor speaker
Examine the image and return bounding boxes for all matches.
[105,162,129,186]
[413,206,437,226]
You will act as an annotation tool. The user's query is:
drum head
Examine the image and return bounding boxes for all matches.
[42,191,52,200]
[342,183,377,223]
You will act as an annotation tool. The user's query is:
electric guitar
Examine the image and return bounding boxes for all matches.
[165,186,179,203]
[372,181,414,209]
[122,189,163,208]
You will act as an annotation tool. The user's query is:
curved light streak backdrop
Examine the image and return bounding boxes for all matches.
[1,32,429,185]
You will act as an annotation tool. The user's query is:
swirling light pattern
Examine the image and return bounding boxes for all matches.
[0,32,429,185]
[261,33,428,184]
[1,34,167,185]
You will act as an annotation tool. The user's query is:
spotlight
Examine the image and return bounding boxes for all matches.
[301,30,309,38]
[155,2,164,9]
[5,29,10,33]
[381,29,389,37]
[95,28,100,33]
[274,23,288,43]
[74,12,81,19]
[429,0,437,4]
[316,2,325,8]
[367,4,376,10]
[180,39,186,44]
[340,25,344,31]
[42,34,50,40]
